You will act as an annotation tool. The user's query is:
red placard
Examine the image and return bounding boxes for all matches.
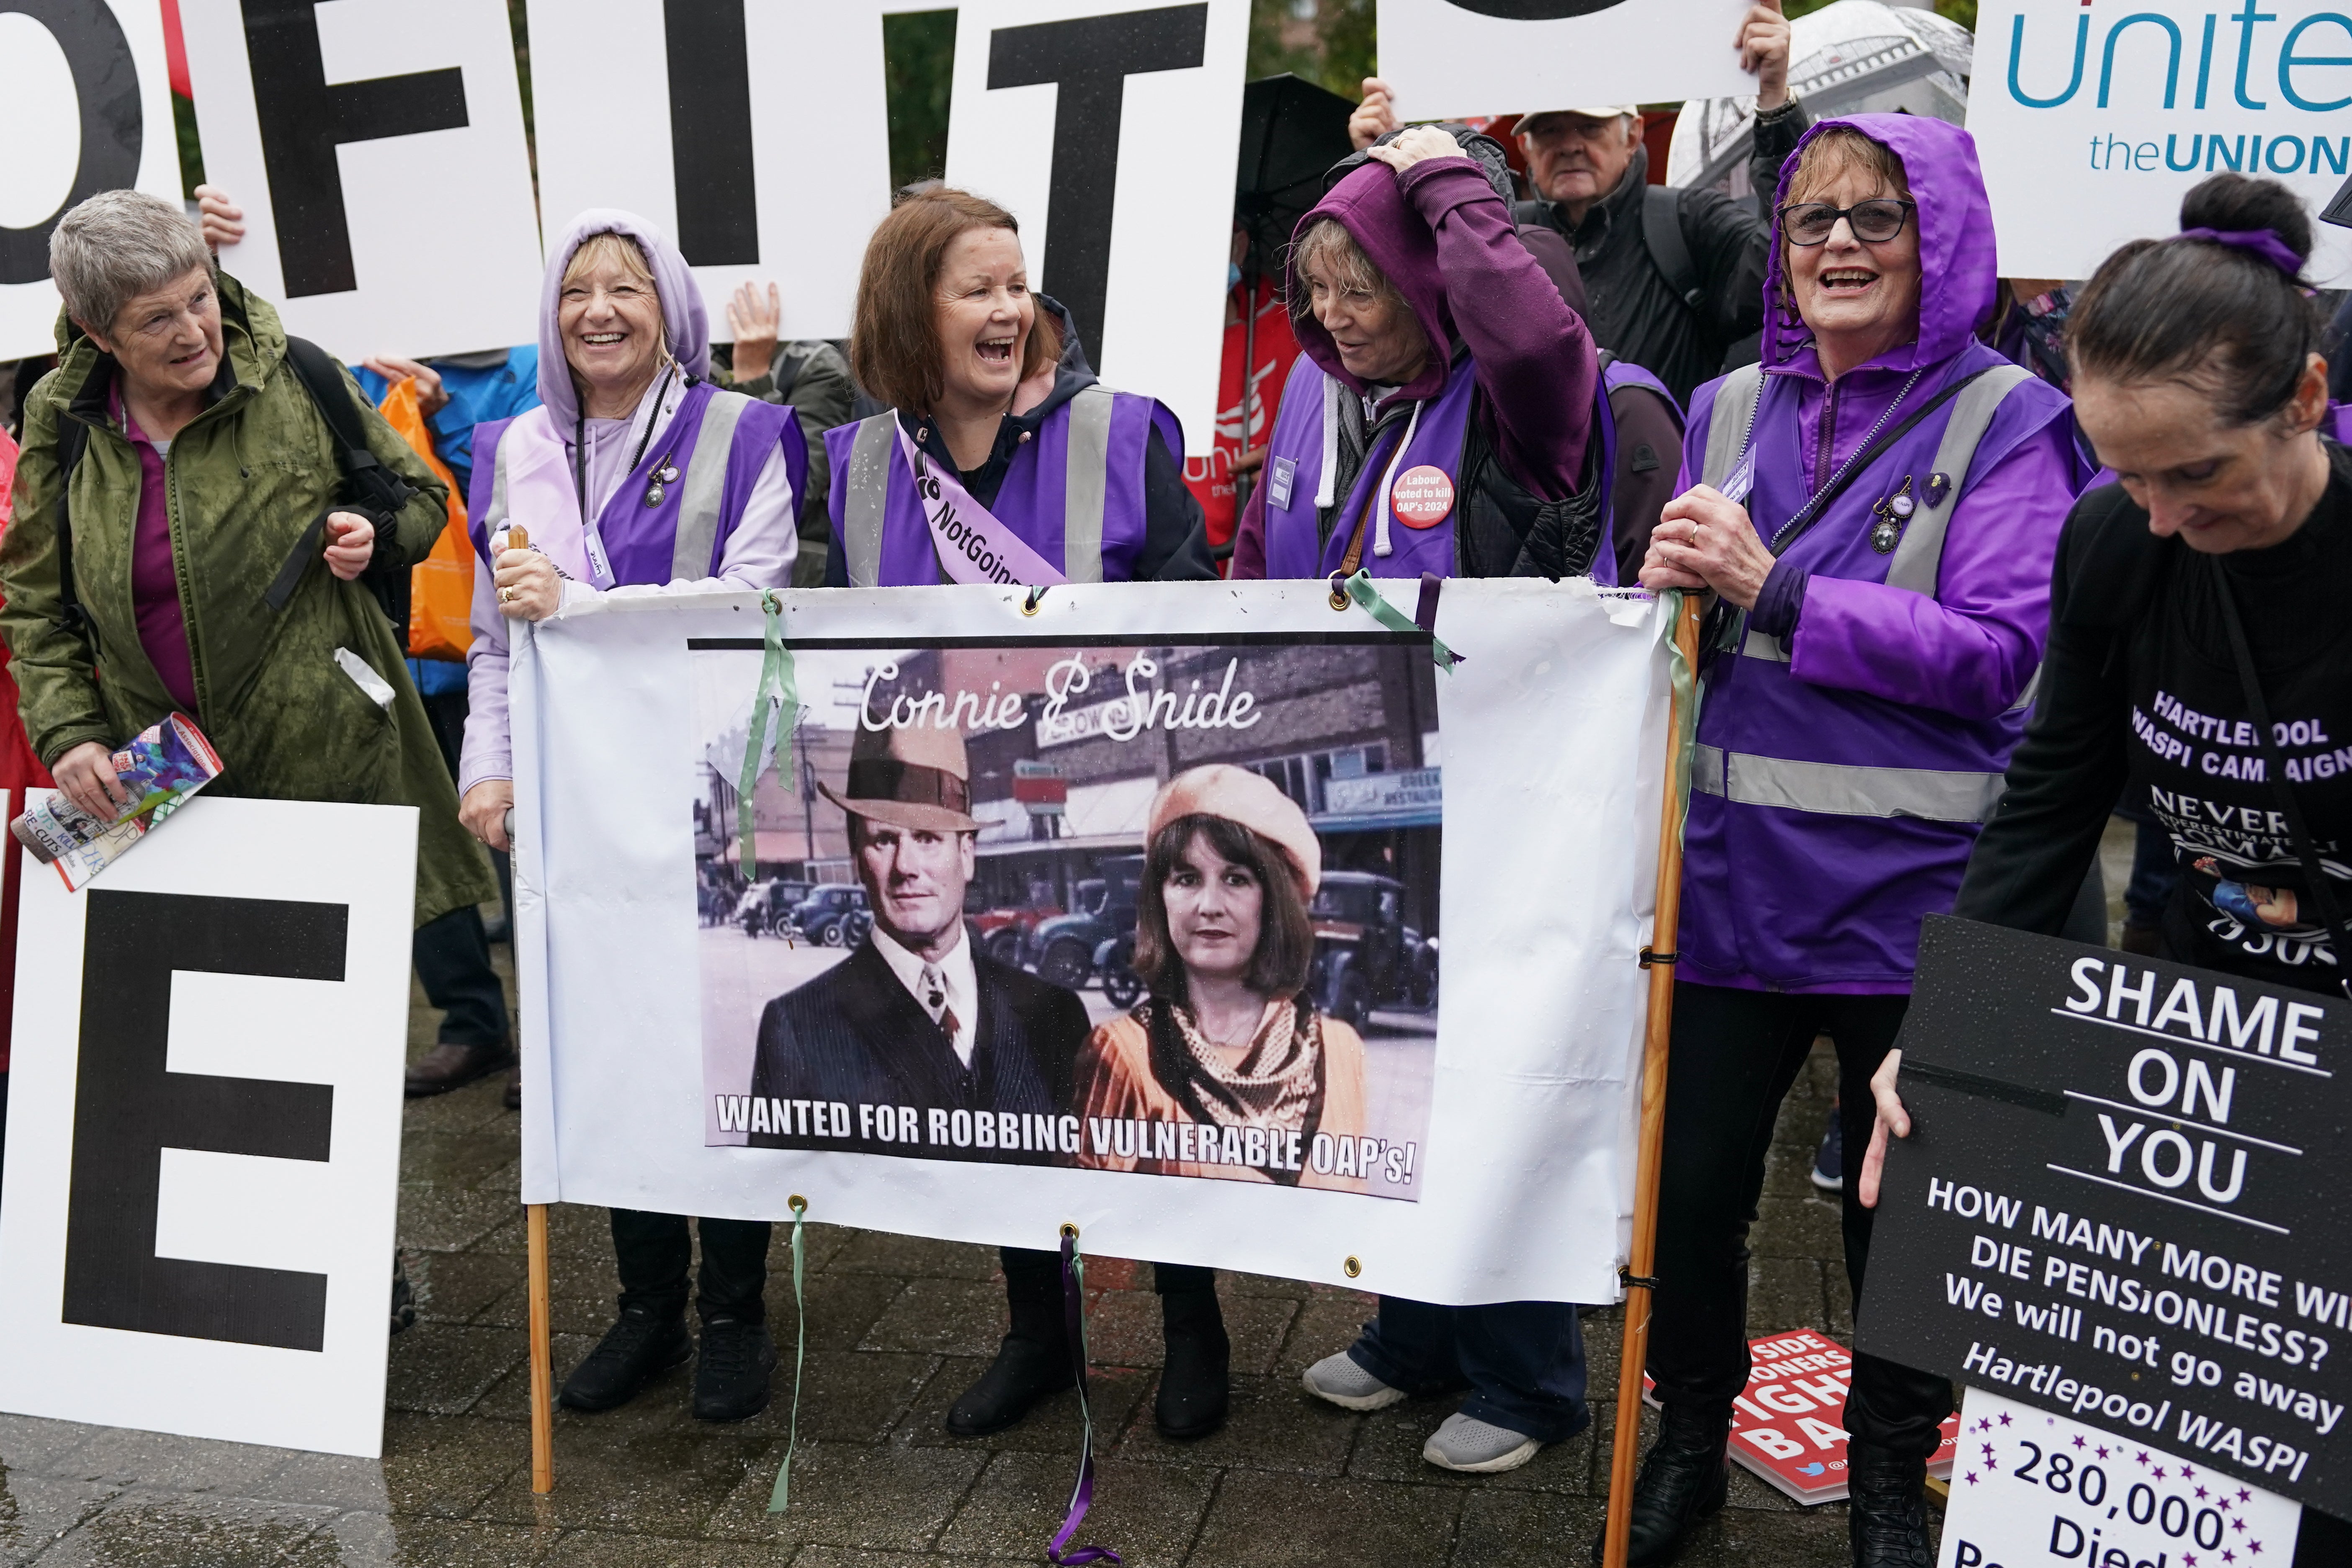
[1644,1329,1961,1504]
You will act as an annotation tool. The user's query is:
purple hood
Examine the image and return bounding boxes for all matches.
[1287,162,1459,405]
[1762,115,1998,373]
[536,209,711,428]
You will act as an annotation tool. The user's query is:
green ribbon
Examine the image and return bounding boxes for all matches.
[1338,571,1458,671]
[738,591,798,877]
[766,1197,809,1513]
[1660,589,1704,834]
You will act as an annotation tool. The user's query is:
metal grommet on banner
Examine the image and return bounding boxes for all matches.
[1023,584,1047,616]
[1060,1222,1080,1241]
[788,1195,808,1215]
[1342,1256,1362,1279]
[1327,571,1350,612]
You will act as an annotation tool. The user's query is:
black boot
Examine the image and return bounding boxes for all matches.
[1592,1401,1730,1566]
[1846,1440,1932,1568]
[948,1251,1074,1437]
[559,1305,691,1412]
[1154,1276,1229,1440]
[693,1316,777,1422]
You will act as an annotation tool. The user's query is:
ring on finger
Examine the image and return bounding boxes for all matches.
[499,585,518,603]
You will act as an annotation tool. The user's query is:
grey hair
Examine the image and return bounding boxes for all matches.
[49,190,213,333]
[1287,219,1404,326]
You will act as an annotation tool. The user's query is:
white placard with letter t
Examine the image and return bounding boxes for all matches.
[0,796,418,1458]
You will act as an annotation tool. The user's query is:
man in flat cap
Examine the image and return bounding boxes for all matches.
[746,718,1088,1160]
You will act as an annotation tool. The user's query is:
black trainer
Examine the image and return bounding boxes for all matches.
[693,1316,777,1422]
[1591,1400,1731,1566]
[558,1305,691,1413]
[1154,1286,1230,1440]
[1847,1439,1933,1568]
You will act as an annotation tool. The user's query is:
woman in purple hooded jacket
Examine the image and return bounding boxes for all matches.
[1629,118,2092,1566]
[456,211,806,1430]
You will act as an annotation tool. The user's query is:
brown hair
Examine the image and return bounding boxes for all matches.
[1775,127,1915,331]
[1133,814,1316,1004]
[849,187,1064,414]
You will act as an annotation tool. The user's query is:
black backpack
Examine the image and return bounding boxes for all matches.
[52,336,418,651]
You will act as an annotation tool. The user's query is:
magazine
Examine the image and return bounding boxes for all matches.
[8,714,225,891]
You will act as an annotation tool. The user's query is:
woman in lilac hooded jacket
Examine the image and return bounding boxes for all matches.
[455,211,806,1429]
[1630,117,2091,1566]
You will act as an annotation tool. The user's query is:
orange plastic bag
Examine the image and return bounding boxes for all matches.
[377,377,475,662]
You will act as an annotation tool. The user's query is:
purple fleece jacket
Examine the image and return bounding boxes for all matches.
[1231,154,1598,572]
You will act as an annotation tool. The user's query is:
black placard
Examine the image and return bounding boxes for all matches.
[986,4,1208,354]
[665,0,759,265]
[238,0,469,297]
[1860,915,2351,1512]
[0,0,144,287]
[62,890,344,1352]
[1435,0,1630,16]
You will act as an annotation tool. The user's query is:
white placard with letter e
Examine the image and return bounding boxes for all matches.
[0,796,418,1458]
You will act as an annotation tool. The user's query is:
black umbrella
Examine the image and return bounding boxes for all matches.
[1234,74,1358,281]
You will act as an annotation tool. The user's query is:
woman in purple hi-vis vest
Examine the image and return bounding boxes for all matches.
[1230,124,1611,585]
[456,211,806,1431]
[824,187,1212,587]
[1628,117,2093,1566]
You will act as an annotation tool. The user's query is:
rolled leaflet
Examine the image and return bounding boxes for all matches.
[8,713,226,890]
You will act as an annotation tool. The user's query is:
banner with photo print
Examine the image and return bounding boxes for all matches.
[510,579,1669,1305]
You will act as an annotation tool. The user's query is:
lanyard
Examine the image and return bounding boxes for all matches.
[571,360,678,588]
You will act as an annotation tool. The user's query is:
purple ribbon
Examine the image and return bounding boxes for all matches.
[2175,227,2305,277]
[1048,1231,1120,1567]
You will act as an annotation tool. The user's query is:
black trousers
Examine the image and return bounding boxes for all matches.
[610,1209,772,1325]
[1646,982,1951,1458]
[411,904,509,1047]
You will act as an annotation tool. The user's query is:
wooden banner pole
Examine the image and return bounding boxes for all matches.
[527,1202,555,1493]
[1602,593,1704,1568]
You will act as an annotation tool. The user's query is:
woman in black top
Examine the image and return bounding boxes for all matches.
[1863,173,2351,1563]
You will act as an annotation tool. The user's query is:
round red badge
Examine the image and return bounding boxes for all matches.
[1391,465,1455,528]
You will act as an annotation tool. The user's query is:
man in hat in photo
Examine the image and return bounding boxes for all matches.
[745,719,1089,1158]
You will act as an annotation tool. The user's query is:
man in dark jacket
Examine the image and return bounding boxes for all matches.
[1349,1,1808,405]
[746,720,1087,1151]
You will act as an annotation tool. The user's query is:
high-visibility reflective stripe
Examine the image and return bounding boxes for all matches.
[1061,386,1113,583]
[1690,742,2005,824]
[1741,627,1790,663]
[485,432,513,541]
[842,414,897,588]
[1883,364,2033,597]
[669,391,750,581]
[1701,363,1765,489]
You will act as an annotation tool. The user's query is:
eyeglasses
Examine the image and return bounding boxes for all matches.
[1778,199,1916,246]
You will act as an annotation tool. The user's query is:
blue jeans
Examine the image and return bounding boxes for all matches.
[1348,1297,1590,1442]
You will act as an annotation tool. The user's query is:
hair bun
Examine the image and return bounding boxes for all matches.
[2180,172,2313,266]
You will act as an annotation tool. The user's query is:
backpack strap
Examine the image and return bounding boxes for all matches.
[49,415,94,643]
[1641,185,1705,312]
[264,338,416,636]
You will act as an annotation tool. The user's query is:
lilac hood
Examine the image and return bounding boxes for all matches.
[1761,115,1999,374]
[1286,163,1458,405]
[535,209,711,428]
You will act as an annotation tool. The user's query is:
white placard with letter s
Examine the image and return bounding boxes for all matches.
[528,0,896,342]
[0,796,418,1459]
[180,0,545,360]
[1969,0,2352,283]
[1937,1386,2302,1568]
[945,0,1249,456]
[1377,0,1753,125]
[0,0,183,361]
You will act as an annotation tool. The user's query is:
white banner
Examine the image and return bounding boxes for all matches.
[0,796,419,1459]
[512,579,1668,1305]
[0,0,184,361]
[528,0,896,343]
[1970,0,2352,283]
[944,0,1250,457]
[180,0,546,360]
[1377,0,1754,124]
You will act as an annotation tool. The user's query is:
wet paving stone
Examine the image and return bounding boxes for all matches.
[4,983,1900,1565]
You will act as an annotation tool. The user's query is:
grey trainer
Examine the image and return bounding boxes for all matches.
[1423,1411,1543,1473]
[1301,1351,1407,1411]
